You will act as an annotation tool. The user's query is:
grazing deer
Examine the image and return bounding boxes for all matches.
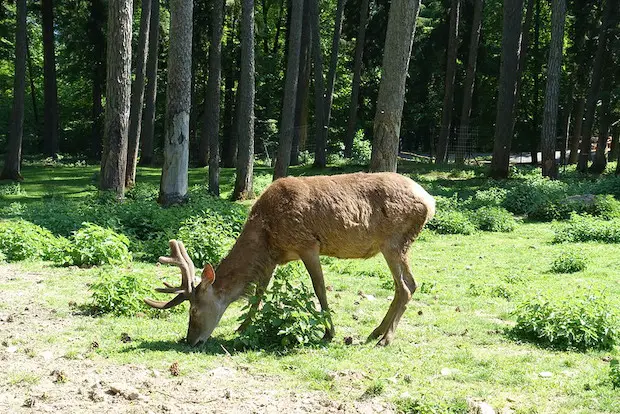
[145,172,435,346]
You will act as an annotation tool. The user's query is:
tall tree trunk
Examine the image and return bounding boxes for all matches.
[370,0,421,172]
[590,72,614,173]
[568,97,585,164]
[309,0,327,168]
[89,0,106,159]
[126,0,152,187]
[530,0,541,165]
[273,0,304,179]
[436,0,460,164]
[323,0,345,142]
[139,0,160,166]
[610,125,619,165]
[222,65,235,171]
[100,0,133,197]
[26,43,40,135]
[42,0,59,158]
[159,0,193,205]
[577,0,615,172]
[540,0,566,179]
[221,6,238,168]
[233,0,256,200]
[455,0,483,165]
[489,0,524,179]
[272,0,285,55]
[291,11,312,166]
[1,0,27,181]
[344,0,370,157]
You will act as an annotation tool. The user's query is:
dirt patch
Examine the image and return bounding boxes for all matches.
[0,265,394,413]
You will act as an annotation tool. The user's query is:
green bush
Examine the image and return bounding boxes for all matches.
[394,396,468,414]
[177,215,237,267]
[428,210,476,235]
[0,250,6,263]
[0,219,67,262]
[553,214,620,244]
[610,359,620,389]
[463,187,508,210]
[470,206,516,232]
[512,292,618,350]
[551,251,587,273]
[59,223,132,266]
[349,130,372,165]
[237,263,330,349]
[503,178,568,219]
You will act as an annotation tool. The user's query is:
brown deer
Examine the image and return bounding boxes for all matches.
[145,172,435,346]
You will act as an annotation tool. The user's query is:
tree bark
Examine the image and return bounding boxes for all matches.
[126,0,152,187]
[100,0,133,197]
[159,0,193,205]
[309,0,327,168]
[291,11,312,166]
[26,43,40,137]
[139,0,160,166]
[42,0,59,158]
[540,0,566,179]
[436,0,460,164]
[370,0,421,172]
[233,0,256,200]
[1,0,27,181]
[489,0,524,179]
[323,0,345,143]
[530,0,541,165]
[273,0,304,179]
[344,0,370,157]
[455,0,483,165]
[89,0,106,159]
[577,0,615,172]
[272,0,285,55]
[590,71,614,173]
[568,97,585,164]
[221,7,238,169]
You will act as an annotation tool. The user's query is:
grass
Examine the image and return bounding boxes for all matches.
[1,160,619,413]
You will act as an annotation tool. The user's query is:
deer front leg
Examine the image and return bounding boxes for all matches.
[300,249,335,341]
[237,278,270,333]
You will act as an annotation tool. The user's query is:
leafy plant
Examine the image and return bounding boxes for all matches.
[394,396,468,414]
[462,187,507,210]
[349,130,372,165]
[470,206,516,232]
[0,219,67,262]
[512,292,618,350]
[177,215,237,267]
[610,359,620,389]
[427,210,476,235]
[553,214,620,244]
[237,263,330,349]
[58,223,132,266]
[551,251,587,273]
[502,178,568,219]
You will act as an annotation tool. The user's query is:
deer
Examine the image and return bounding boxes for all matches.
[145,172,435,346]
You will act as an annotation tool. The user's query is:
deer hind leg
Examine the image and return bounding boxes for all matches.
[300,249,335,340]
[237,276,271,333]
[368,246,417,346]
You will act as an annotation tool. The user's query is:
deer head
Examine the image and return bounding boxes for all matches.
[144,240,226,346]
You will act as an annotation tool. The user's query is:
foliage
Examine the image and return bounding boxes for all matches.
[0,219,67,262]
[177,215,237,267]
[58,223,132,267]
[470,206,516,232]
[427,210,477,235]
[551,251,588,273]
[237,263,330,349]
[0,250,5,263]
[394,396,468,414]
[349,130,372,165]
[89,270,162,317]
[610,359,620,389]
[553,214,620,244]
[502,178,569,220]
[462,187,508,210]
[512,292,618,350]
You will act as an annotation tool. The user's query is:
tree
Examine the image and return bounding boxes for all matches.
[126,0,152,187]
[323,0,346,143]
[221,7,238,169]
[370,0,421,172]
[309,0,327,168]
[291,10,312,166]
[344,0,370,157]
[88,0,106,158]
[233,0,256,200]
[159,0,193,205]
[139,0,160,167]
[489,0,524,179]
[540,0,567,179]
[273,0,304,179]
[436,0,461,164]
[42,0,59,158]
[1,0,27,181]
[100,0,133,197]
[590,67,615,173]
[455,0,484,165]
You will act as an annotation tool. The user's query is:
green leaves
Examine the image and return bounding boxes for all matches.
[550,251,588,273]
[0,219,68,262]
[56,223,132,267]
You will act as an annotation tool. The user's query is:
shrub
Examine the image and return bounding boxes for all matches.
[551,251,587,273]
[553,214,620,244]
[59,223,132,266]
[463,187,508,210]
[237,263,330,349]
[427,210,476,235]
[0,251,6,263]
[470,206,516,232]
[177,215,237,267]
[349,130,372,165]
[610,359,620,389]
[0,219,66,262]
[512,292,618,350]
[394,396,468,414]
[503,178,568,219]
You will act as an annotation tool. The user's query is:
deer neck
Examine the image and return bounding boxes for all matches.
[212,219,276,305]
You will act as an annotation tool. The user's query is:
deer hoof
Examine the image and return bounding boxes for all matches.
[375,336,392,347]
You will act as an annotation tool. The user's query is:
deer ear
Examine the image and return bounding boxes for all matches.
[202,264,216,285]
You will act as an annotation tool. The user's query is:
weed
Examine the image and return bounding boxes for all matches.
[551,251,587,273]
[610,359,620,389]
[58,223,132,266]
[553,214,620,244]
[470,206,516,232]
[428,210,477,235]
[0,219,67,262]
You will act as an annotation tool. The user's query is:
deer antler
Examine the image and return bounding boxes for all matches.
[144,240,196,309]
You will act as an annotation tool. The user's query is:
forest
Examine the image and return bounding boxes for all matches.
[1,0,620,413]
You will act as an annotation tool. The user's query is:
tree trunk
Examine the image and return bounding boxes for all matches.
[233,0,256,200]
[530,0,541,165]
[100,0,133,197]
[578,0,615,172]
[126,0,152,187]
[323,0,345,143]
[455,0,483,165]
[291,11,312,166]
[436,0,460,164]
[568,97,585,164]
[590,73,614,174]
[540,0,566,179]
[369,0,421,172]
[42,0,59,158]
[1,0,27,181]
[489,0,524,179]
[273,0,304,179]
[221,7,238,169]
[89,0,106,159]
[139,0,160,166]
[610,125,619,165]
[309,0,327,168]
[159,0,193,205]
[272,0,285,55]
[222,65,235,171]
[344,0,370,157]
[26,43,40,138]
